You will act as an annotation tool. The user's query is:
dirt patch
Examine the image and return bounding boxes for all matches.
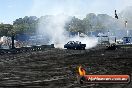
[0,48,131,88]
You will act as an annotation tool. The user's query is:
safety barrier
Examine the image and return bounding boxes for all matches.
[0,44,54,55]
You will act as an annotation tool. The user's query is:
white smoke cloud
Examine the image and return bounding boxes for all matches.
[28,0,101,49]
[38,14,69,44]
[28,0,132,49]
[68,36,98,49]
[37,14,98,49]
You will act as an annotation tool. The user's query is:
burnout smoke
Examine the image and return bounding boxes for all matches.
[38,15,69,46]
[31,0,99,49]
[38,14,98,49]
[69,36,98,49]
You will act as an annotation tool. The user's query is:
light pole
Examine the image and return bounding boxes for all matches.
[125,21,128,36]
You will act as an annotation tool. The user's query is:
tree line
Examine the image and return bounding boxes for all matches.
[0,11,131,37]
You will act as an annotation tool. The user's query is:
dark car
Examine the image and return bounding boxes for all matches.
[64,41,86,50]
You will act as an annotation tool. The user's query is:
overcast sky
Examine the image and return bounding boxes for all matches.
[0,0,132,24]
